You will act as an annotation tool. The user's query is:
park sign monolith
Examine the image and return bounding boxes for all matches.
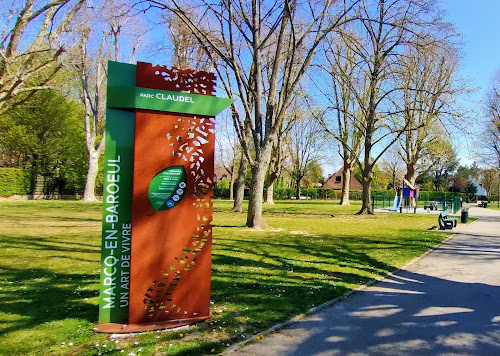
[97,61,233,333]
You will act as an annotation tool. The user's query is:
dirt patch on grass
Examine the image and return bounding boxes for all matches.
[290,230,319,237]
[245,227,284,232]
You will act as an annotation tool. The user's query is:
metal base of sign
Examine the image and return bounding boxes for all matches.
[95,315,210,333]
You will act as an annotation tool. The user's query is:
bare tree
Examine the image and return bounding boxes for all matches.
[313,37,364,205]
[263,120,288,204]
[284,114,323,199]
[232,152,248,212]
[480,168,498,197]
[213,61,252,212]
[398,42,460,191]
[141,0,358,228]
[164,14,253,211]
[264,97,302,205]
[486,72,500,168]
[484,70,500,205]
[0,0,85,114]
[215,110,240,200]
[337,0,445,214]
[380,147,404,190]
[164,12,214,71]
[426,137,458,190]
[70,1,142,201]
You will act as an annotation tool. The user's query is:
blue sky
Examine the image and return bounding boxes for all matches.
[441,0,500,164]
[442,0,500,101]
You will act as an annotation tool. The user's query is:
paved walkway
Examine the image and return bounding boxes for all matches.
[229,207,500,355]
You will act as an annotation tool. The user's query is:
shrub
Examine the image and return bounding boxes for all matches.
[274,188,295,199]
[216,178,230,190]
[0,168,31,196]
[213,187,230,199]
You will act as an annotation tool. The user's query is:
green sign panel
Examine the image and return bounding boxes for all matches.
[99,108,135,323]
[107,86,234,117]
[148,166,187,212]
[99,62,137,324]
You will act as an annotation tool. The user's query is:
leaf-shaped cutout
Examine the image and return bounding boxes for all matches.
[148,165,187,211]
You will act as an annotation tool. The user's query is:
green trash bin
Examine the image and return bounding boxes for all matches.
[461,207,469,223]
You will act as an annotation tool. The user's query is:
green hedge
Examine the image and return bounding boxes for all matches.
[213,187,230,199]
[0,168,31,196]
[274,188,295,199]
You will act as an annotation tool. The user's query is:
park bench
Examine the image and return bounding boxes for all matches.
[423,202,437,210]
[435,200,447,211]
[438,211,457,230]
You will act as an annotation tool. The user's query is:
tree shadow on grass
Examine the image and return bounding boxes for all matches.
[0,266,98,337]
[208,231,411,347]
[212,224,246,228]
[263,211,337,217]
[0,234,99,255]
[2,211,101,223]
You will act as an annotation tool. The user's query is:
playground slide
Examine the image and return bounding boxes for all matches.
[390,196,402,211]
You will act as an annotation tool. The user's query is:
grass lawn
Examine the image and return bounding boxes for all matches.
[0,200,446,355]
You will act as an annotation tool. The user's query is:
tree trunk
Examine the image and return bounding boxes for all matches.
[264,172,277,204]
[232,155,247,212]
[83,149,100,201]
[264,180,275,204]
[404,164,416,186]
[229,171,235,201]
[340,162,353,205]
[358,169,373,214]
[358,136,374,215]
[295,180,301,200]
[246,159,270,228]
[264,137,281,205]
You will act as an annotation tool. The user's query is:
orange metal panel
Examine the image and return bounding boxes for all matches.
[129,110,215,325]
[136,62,216,96]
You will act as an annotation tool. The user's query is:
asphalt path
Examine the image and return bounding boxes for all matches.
[229,207,500,356]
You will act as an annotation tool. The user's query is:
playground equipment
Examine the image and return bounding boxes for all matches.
[372,179,419,213]
[390,196,402,211]
[398,179,419,213]
[372,190,463,213]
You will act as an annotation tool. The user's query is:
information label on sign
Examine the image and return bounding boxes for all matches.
[148,166,187,212]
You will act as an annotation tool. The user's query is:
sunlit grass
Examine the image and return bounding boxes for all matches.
[0,200,445,355]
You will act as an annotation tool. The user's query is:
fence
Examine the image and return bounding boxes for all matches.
[212,187,487,209]
[371,192,463,213]
[274,188,364,201]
